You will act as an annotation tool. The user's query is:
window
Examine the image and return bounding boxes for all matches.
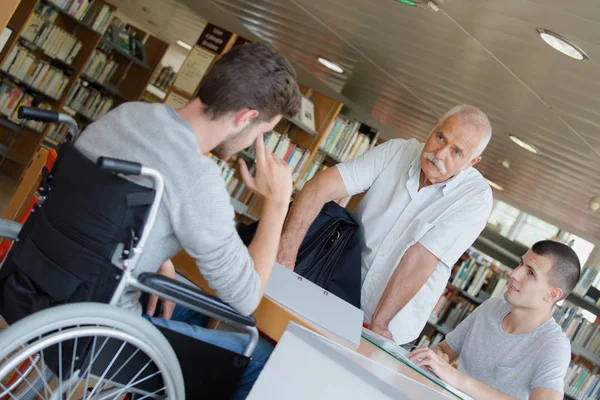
[563,233,595,267]
[514,214,559,248]
[488,200,520,237]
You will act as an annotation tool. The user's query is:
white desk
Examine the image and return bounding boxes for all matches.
[249,323,461,400]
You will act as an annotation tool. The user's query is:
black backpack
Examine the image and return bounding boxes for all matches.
[238,201,361,308]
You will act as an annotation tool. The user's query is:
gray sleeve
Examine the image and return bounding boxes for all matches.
[445,298,490,354]
[168,174,261,316]
[530,339,571,393]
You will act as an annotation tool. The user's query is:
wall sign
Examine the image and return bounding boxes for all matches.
[196,23,233,54]
[173,46,215,96]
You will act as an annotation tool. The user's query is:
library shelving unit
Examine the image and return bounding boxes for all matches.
[417,229,600,400]
[0,0,168,181]
[162,22,381,224]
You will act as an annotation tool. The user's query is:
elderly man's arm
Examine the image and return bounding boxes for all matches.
[371,186,493,340]
[369,243,439,339]
[277,140,403,269]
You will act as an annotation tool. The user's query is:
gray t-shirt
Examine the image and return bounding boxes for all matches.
[445,297,571,399]
[75,102,260,316]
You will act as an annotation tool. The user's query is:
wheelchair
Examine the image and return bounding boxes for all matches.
[0,107,259,399]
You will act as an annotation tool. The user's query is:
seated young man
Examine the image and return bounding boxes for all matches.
[408,240,580,400]
[73,42,302,399]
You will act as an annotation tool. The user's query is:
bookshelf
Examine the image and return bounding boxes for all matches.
[162,22,381,223]
[0,0,168,180]
[416,243,600,400]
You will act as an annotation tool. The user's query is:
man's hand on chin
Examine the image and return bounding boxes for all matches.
[369,322,395,342]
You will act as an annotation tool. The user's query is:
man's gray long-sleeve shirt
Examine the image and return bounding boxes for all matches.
[75,102,260,315]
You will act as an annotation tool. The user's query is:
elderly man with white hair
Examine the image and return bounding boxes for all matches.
[277,104,494,346]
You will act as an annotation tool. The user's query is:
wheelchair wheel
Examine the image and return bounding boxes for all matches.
[0,303,185,399]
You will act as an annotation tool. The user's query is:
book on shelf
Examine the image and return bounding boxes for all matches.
[242,131,311,183]
[84,3,114,33]
[45,0,93,20]
[1,44,70,99]
[415,332,444,349]
[572,266,600,300]
[450,251,510,300]
[428,288,453,325]
[45,0,113,33]
[24,8,83,64]
[320,116,373,162]
[46,122,69,143]
[553,302,600,356]
[0,81,25,118]
[83,50,118,83]
[564,362,600,400]
[66,79,114,121]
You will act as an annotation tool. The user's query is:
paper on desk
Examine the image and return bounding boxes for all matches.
[264,263,364,346]
[361,328,474,400]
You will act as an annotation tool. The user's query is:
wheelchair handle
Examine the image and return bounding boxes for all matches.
[18,106,79,142]
[18,106,59,122]
[97,157,143,175]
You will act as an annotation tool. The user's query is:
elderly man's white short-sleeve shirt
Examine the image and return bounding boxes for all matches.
[336,138,493,344]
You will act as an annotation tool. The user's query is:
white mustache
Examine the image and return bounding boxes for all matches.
[424,152,447,174]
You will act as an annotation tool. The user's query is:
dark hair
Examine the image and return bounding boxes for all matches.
[197,42,301,122]
[532,240,581,299]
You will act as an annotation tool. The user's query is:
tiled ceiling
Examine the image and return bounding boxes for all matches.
[114,0,600,244]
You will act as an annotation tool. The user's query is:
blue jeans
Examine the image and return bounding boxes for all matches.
[143,304,273,399]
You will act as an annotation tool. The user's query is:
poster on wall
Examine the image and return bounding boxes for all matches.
[173,46,215,96]
[164,91,189,109]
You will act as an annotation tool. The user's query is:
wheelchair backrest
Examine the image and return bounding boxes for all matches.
[0,144,155,324]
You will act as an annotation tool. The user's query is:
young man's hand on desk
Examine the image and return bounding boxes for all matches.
[408,344,560,400]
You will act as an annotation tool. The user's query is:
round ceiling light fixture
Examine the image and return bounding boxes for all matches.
[589,196,600,212]
[536,28,589,61]
[318,57,344,74]
[509,134,539,154]
[498,159,511,169]
[485,178,504,191]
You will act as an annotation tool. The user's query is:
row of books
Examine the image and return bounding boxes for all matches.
[0,80,53,133]
[65,79,114,121]
[564,362,600,400]
[46,123,69,143]
[1,45,70,100]
[320,116,373,162]
[428,289,453,325]
[45,0,114,33]
[44,0,93,20]
[415,331,445,349]
[553,302,600,355]
[450,256,509,299]
[0,82,31,122]
[22,13,82,64]
[83,50,118,83]
[573,267,600,299]
[440,300,475,330]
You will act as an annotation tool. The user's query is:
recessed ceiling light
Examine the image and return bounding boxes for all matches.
[498,159,511,169]
[536,28,588,61]
[509,134,539,154]
[589,196,600,212]
[177,40,192,51]
[318,57,344,74]
[485,178,504,191]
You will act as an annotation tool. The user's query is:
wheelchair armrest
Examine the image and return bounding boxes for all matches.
[0,219,22,241]
[137,272,256,327]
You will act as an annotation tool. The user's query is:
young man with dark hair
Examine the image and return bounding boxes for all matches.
[74,42,302,399]
[408,240,581,400]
